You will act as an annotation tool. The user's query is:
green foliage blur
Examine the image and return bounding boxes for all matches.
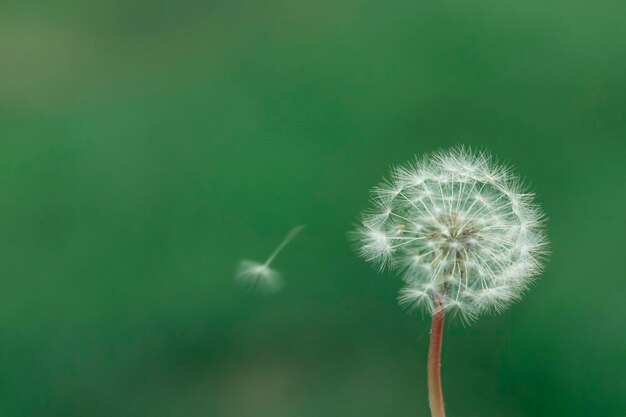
[1,1,625,416]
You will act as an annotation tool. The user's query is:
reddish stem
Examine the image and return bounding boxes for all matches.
[427,306,446,417]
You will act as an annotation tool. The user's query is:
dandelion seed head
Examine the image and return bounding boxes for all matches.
[354,147,548,320]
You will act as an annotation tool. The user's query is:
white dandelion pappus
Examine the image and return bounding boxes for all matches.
[236,225,305,294]
[355,147,548,321]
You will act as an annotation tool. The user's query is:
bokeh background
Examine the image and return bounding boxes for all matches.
[1,1,625,416]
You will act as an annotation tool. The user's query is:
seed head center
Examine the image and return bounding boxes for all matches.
[434,212,480,253]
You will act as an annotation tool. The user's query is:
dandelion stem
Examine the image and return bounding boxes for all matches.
[427,303,446,417]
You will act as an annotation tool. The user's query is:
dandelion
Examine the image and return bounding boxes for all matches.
[353,147,547,417]
[236,225,305,293]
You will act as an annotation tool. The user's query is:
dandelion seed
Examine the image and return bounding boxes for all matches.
[236,225,305,294]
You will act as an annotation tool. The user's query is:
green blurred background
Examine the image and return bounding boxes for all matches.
[1,1,625,416]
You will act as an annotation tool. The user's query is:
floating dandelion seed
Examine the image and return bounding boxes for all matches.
[236,225,305,294]
[353,147,548,417]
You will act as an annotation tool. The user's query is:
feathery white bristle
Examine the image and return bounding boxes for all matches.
[236,260,284,294]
